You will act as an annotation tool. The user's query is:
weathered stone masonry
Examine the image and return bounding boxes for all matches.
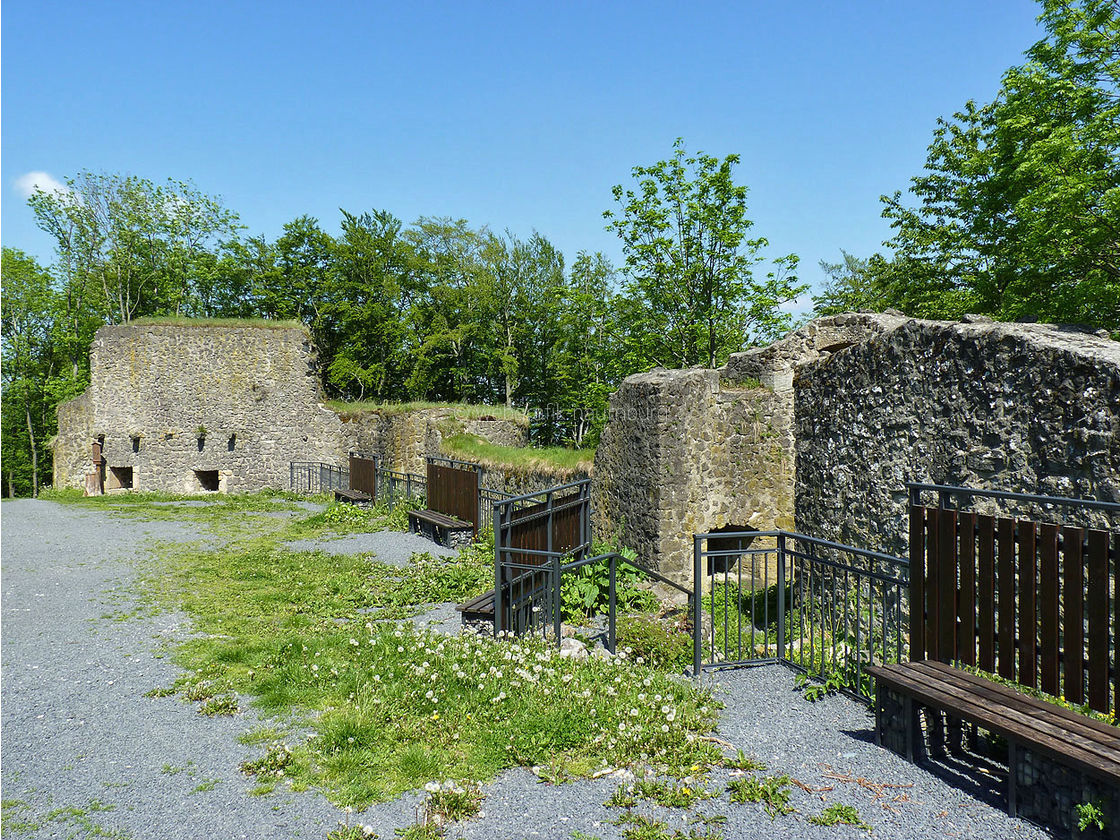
[52,323,530,494]
[594,314,1120,583]
[54,323,346,493]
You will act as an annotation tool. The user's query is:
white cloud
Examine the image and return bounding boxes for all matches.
[13,170,68,199]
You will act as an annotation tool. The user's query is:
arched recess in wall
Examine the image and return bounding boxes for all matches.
[706,524,759,575]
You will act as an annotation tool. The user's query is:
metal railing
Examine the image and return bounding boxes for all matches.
[693,530,910,702]
[907,482,1120,515]
[289,461,350,494]
[499,550,693,653]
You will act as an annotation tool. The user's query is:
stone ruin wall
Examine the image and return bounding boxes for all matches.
[593,313,1120,583]
[334,410,528,477]
[795,317,1120,556]
[53,323,532,494]
[54,323,345,493]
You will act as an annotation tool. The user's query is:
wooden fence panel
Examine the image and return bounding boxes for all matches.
[427,462,480,532]
[997,517,1017,681]
[1019,521,1037,689]
[1063,526,1085,705]
[1087,528,1110,713]
[977,515,996,672]
[909,506,926,660]
[913,505,1114,715]
[349,454,377,499]
[958,512,976,666]
[1038,523,1060,697]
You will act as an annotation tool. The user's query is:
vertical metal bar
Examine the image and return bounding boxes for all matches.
[777,533,786,664]
[493,502,502,638]
[693,535,703,679]
[608,554,617,654]
[552,550,562,644]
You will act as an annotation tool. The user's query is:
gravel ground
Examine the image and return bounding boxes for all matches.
[1,500,1051,840]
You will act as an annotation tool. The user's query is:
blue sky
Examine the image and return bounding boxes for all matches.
[3,1,1044,309]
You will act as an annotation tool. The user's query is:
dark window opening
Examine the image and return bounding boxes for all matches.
[707,524,759,575]
[107,466,133,490]
[194,470,220,492]
[131,436,141,453]
[227,434,236,452]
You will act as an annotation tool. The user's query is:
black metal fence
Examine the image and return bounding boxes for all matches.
[693,530,910,702]
[289,461,350,494]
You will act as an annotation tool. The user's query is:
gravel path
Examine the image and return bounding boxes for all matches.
[1,500,1050,840]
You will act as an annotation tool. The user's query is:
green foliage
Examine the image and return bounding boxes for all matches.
[615,614,693,673]
[808,803,871,831]
[955,662,1118,725]
[794,670,845,702]
[605,138,805,369]
[613,812,724,840]
[873,0,1120,331]
[723,750,766,772]
[1076,799,1107,832]
[726,774,794,819]
[560,548,658,622]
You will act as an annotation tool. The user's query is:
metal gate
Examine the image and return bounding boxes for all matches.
[693,529,909,701]
[349,452,378,499]
[493,480,592,635]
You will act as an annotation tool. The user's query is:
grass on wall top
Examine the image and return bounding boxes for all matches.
[130,316,305,330]
[441,432,595,475]
[328,400,529,424]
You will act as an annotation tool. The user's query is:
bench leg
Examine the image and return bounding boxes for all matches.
[1007,739,1017,818]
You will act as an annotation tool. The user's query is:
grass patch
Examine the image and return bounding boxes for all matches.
[726,774,794,819]
[956,662,1118,726]
[83,491,723,807]
[442,432,594,474]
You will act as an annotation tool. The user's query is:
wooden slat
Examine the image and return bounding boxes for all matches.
[977,515,996,673]
[958,512,976,666]
[1019,520,1037,689]
[1087,529,1110,713]
[868,662,1120,781]
[919,660,1120,742]
[926,507,939,661]
[937,509,957,663]
[1114,532,1119,719]
[997,517,1017,681]
[1038,523,1060,697]
[1063,526,1085,705]
[909,506,926,661]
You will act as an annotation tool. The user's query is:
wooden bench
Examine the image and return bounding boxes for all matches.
[334,488,372,504]
[867,660,1120,839]
[408,509,473,548]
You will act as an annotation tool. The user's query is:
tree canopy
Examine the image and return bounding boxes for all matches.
[605,139,804,369]
[853,0,1120,331]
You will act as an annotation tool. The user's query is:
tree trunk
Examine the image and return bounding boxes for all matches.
[25,404,38,498]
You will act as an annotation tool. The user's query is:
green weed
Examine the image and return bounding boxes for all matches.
[808,803,871,831]
[726,774,794,819]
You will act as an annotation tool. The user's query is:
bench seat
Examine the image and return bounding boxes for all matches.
[867,660,1119,838]
[334,488,372,504]
[408,508,473,548]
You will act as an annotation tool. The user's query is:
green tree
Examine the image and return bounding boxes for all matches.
[605,138,804,369]
[880,0,1119,330]
[28,171,242,324]
[323,210,413,400]
[2,248,60,496]
[812,250,888,316]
